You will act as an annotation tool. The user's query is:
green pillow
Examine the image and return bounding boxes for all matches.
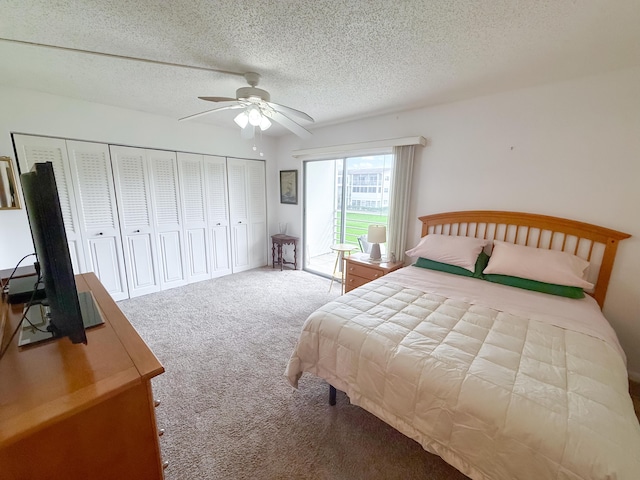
[474,251,490,277]
[415,251,489,279]
[415,252,584,299]
[483,274,585,299]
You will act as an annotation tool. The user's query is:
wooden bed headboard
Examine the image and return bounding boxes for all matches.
[418,211,630,308]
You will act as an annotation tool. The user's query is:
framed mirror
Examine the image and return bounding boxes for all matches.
[0,156,21,209]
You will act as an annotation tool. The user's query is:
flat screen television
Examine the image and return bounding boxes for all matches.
[20,161,87,344]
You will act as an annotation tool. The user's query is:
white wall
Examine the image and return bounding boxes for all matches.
[276,67,640,379]
[0,85,277,271]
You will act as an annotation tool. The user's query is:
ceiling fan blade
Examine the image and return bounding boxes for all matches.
[266,101,314,123]
[178,102,244,122]
[270,111,313,138]
[199,96,238,103]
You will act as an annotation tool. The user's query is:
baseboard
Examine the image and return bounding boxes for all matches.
[628,370,640,384]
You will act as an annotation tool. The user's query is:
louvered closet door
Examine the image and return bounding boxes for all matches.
[226,158,250,273]
[203,155,232,278]
[177,152,211,282]
[110,145,160,298]
[66,141,129,301]
[13,134,86,273]
[247,160,267,268]
[148,149,187,289]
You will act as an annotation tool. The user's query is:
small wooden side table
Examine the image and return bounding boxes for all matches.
[271,234,299,270]
[329,243,358,293]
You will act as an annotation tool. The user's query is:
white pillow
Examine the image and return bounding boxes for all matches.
[405,234,487,272]
[483,240,594,289]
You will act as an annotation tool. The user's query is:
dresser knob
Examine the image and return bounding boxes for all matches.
[158,428,165,437]
[163,461,169,469]
[154,399,161,407]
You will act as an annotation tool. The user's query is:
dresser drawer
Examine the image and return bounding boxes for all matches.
[345,274,371,292]
[346,262,383,281]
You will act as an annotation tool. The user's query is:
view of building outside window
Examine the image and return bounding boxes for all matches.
[335,154,393,246]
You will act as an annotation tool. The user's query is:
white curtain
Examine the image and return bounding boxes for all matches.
[387,145,415,263]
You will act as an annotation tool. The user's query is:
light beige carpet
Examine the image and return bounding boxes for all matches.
[118,267,468,480]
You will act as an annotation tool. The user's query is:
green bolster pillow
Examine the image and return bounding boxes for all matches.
[483,274,585,299]
[415,251,489,279]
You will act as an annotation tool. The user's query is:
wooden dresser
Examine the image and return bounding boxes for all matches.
[0,273,165,480]
[344,253,404,293]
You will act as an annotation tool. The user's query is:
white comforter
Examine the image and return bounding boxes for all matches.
[285,266,640,480]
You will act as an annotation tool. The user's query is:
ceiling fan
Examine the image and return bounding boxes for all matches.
[179,72,314,138]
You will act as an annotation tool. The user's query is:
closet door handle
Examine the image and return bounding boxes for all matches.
[97,232,103,236]
[133,229,140,233]
[216,223,221,226]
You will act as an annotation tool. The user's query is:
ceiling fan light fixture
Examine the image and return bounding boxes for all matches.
[234,111,249,128]
[259,116,271,131]
[247,106,263,126]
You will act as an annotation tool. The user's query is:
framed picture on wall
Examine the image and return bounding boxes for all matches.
[280,170,298,205]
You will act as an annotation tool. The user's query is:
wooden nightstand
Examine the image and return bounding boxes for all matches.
[344,253,404,293]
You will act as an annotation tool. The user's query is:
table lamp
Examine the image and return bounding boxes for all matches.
[367,224,386,262]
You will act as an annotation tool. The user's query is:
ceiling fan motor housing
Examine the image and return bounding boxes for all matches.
[236,86,270,102]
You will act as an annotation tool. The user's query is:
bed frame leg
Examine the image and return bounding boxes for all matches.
[329,385,336,406]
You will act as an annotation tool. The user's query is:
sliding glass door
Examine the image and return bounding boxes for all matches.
[303,153,393,278]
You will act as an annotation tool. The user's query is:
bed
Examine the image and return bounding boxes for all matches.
[285,211,640,480]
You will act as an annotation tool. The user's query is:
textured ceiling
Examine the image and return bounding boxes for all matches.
[0,0,639,136]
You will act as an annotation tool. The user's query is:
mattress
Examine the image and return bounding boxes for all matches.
[285,266,640,480]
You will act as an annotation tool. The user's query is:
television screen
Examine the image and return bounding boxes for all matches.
[20,162,87,344]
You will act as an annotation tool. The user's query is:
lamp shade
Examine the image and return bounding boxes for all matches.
[234,111,249,128]
[259,116,272,131]
[247,106,263,126]
[367,225,386,244]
